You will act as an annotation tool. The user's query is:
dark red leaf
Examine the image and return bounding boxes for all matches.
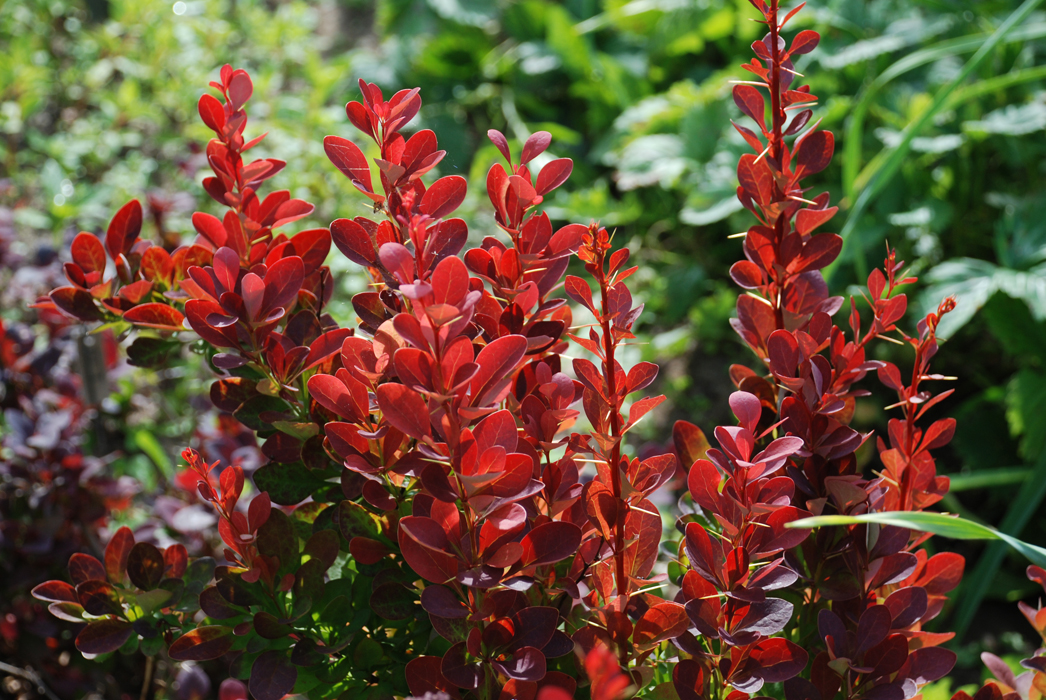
[105,526,134,584]
[68,553,107,585]
[733,85,767,132]
[789,30,821,55]
[127,542,165,591]
[249,650,298,700]
[633,602,689,647]
[331,218,376,266]
[398,516,460,584]
[519,521,582,568]
[169,626,234,661]
[900,647,956,685]
[32,580,79,604]
[795,130,834,178]
[50,287,104,321]
[105,200,143,260]
[76,619,133,655]
[752,638,809,682]
[406,656,460,699]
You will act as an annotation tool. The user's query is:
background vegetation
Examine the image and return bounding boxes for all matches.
[2,0,1045,696]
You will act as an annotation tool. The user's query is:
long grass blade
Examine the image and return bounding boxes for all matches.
[832,0,1045,281]
[950,449,1046,639]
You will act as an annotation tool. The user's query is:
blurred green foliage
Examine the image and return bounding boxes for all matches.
[4,0,1046,688]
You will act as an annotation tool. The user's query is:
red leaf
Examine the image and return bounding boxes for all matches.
[421,176,468,219]
[50,287,103,321]
[124,303,186,331]
[398,516,460,584]
[564,276,596,314]
[919,552,964,595]
[795,206,838,235]
[105,200,143,260]
[71,232,107,274]
[733,85,767,132]
[921,418,956,451]
[751,638,809,682]
[192,212,228,249]
[674,420,711,468]
[633,602,689,646]
[75,580,122,616]
[730,260,765,289]
[304,329,354,369]
[198,94,226,133]
[324,135,376,198]
[164,544,188,579]
[737,153,774,206]
[68,553,107,585]
[674,659,705,700]
[76,619,133,655]
[169,626,234,661]
[331,218,377,266]
[535,158,573,196]
[308,372,367,422]
[795,130,834,178]
[127,542,165,591]
[141,246,174,284]
[105,526,134,584]
[248,651,298,700]
[488,129,511,163]
[793,234,842,273]
[626,362,659,394]
[789,29,821,56]
[32,580,78,604]
[519,521,582,568]
[520,131,552,165]
[407,656,461,699]
[627,395,666,428]
[349,536,389,564]
[729,391,762,434]
[376,383,430,439]
[900,647,956,685]
[228,70,253,111]
[271,199,315,229]
[468,335,528,408]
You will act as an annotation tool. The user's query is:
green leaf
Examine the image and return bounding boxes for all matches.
[254,462,328,506]
[126,336,181,367]
[835,1,1046,280]
[788,511,1046,568]
[233,395,291,432]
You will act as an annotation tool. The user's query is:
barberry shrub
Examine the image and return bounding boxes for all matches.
[33,2,970,699]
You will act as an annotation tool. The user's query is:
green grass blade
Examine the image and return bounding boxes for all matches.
[951,449,1046,639]
[841,22,1046,199]
[947,466,1031,491]
[788,510,1046,568]
[833,0,1045,280]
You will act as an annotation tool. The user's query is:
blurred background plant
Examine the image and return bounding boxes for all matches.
[2,0,1045,696]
